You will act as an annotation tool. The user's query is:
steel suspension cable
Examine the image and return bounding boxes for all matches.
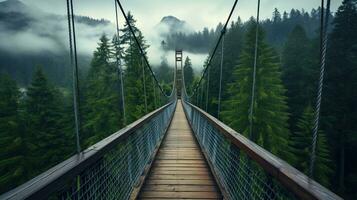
[248,0,261,140]
[205,68,210,111]
[310,0,331,179]
[115,0,172,98]
[114,0,127,125]
[187,0,238,99]
[217,35,225,119]
[66,0,81,154]
[142,57,148,113]
[200,82,204,108]
[153,77,157,108]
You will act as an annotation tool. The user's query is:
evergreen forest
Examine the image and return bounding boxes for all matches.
[0,1,356,199]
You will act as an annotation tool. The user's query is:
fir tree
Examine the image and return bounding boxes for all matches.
[290,106,332,187]
[221,23,291,158]
[282,25,317,131]
[0,74,27,193]
[84,34,122,145]
[25,68,70,171]
[322,0,357,195]
[156,56,173,84]
[120,12,152,123]
[183,56,194,93]
[273,8,282,23]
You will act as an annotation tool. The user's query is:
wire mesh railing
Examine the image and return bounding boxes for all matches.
[1,100,177,200]
[181,100,341,200]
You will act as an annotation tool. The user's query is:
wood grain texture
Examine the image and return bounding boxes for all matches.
[138,101,222,199]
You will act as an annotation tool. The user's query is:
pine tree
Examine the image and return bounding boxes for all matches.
[221,23,291,158]
[282,25,317,131]
[25,68,70,172]
[156,56,173,84]
[0,74,28,193]
[84,34,122,145]
[183,56,194,93]
[290,106,332,187]
[120,12,152,123]
[273,8,282,23]
[322,0,357,195]
[205,18,245,116]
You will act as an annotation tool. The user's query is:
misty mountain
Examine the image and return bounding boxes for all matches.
[158,16,193,35]
[162,8,326,54]
[0,0,114,86]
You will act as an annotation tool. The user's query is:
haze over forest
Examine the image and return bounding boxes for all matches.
[0,0,356,199]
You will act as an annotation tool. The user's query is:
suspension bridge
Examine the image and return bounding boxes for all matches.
[0,0,343,199]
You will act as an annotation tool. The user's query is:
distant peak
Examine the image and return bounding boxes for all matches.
[161,16,183,23]
[0,0,28,13]
[1,0,24,6]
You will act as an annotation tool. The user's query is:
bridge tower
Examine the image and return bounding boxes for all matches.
[175,50,183,98]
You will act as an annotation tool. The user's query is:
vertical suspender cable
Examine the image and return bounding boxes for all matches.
[153,77,157,109]
[200,82,204,108]
[115,0,171,98]
[66,0,81,154]
[217,34,225,119]
[205,68,210,111]
[310,0,330,179]
[187,0,238,100]
[114,0,127,125]
[249,0,260,140]
[142,57,148,113]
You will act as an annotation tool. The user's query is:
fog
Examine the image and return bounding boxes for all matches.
[0,0,207,72]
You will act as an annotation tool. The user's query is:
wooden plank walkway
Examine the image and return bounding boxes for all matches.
[138,101,222,199]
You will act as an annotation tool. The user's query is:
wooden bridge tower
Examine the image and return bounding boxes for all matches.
[175,50,183,98]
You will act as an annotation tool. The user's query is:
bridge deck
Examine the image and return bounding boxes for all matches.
[138,101,222,199]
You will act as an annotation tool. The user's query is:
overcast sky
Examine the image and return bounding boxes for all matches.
[18,0,343,34]
[1,0,344,68]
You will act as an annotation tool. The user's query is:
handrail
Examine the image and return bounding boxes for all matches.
[1,101,177,200]
[182,100,342,200]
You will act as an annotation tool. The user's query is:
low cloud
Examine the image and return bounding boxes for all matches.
[0,1,115,56]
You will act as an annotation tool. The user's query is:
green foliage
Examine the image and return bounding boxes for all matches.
[120,12,156,123]
[281,25,318,131]
[221,24,291,158]
[25,68,72,168]
[321,0,357,197]
[83,34,122,146]
[183,56,194,93]
[156,56,174,84]
[0,74,26,193]
[290,106,332,187]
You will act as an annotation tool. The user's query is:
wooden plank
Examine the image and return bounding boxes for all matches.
[153,163,207,168]
[142,185,217,192]
[154,160,205,164]
[152,167,209,171]
[140,191,221,198]
[140,198,220,200]
[150,171,209,175]
[148,174,211,180]
[138,101,221,199]
[145,180,216,186]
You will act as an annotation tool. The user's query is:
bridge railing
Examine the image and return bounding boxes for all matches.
[1,100,177,200]
[182,100,341,200]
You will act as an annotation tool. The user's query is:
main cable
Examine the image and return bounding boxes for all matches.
[114,0,127,125]
[115,0,172,98]
[188,0,239,98]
